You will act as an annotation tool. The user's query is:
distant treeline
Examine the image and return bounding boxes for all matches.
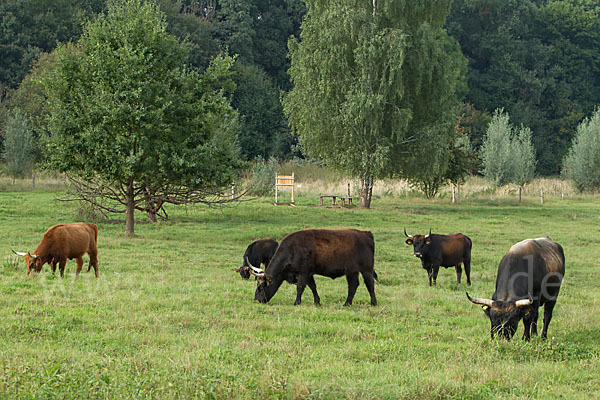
[1,0,599,175]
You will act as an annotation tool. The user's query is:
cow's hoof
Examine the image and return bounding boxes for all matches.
[371,301,377,306]
[343,302,351,307]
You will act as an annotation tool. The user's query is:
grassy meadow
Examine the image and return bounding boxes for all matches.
[0,181,599,399]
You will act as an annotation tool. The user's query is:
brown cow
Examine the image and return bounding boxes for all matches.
[13,222,99,278]
[404,228,472,286]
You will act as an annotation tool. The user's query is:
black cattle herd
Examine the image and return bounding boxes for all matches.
[12,223,565,341]
[236,228,565,341]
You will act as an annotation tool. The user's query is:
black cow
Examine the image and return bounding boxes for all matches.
[467,237,565,340]
[251,229,377,306]
[235,238,278,280]
[404,228,472,286]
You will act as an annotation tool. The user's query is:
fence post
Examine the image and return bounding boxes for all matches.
[540,189,544,204]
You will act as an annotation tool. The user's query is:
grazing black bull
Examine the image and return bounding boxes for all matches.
[250,229,377,306]
[467,237,565,340]
[404,229,472,286]
[235,238,278,280]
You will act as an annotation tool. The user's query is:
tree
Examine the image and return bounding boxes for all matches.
[2,108,35,183]
[562,108,600,193]
[481,109,513,187]
[511,125,536,201]
[283,0,462,208]
[43,0,242,236]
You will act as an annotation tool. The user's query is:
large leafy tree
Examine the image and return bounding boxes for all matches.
[43,0,242,236]
[283,0,462,207]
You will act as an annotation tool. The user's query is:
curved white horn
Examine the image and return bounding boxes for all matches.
[249,265,265,276]
[515,294,533,308]
[403,228,413,238]
[425,228,432,238]
[12,250,27,257]
[466,292,494,307]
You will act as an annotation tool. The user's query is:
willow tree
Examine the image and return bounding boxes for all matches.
[44,0,241,236]
[283,0,462,207]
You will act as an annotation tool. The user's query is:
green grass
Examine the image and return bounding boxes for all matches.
[0,191,599,399]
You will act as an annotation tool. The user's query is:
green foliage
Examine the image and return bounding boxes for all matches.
[42,0,242,234]
[2,108,34,180]
[284,0,462,206]
[232,63,292,161]
[447,0,600,175]
[562,108,600,192]
[481,109,514,187]
[511,125,536,188]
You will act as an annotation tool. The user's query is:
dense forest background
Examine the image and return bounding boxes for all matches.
[1,0,599,176]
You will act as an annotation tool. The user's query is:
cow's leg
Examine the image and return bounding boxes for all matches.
[307,276,321,306]
[361,271,377,306]
[455,264,462,285]
[89,251,99,278]
[294,274,308,305]
[75,257,83,277]
[522,308,534,341]
[344,272,359,306]
[431,265,440,285]
[50,259,58,274]
[58,258,67,278]
[464,257,472,285]
[541,301,556,339]
[425,265,433,286]
[530,306,539,336]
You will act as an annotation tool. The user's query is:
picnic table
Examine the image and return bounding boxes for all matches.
[319,195,353,207]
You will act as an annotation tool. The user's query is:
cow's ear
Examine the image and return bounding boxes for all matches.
[266,275,273,284]
[425,239,431,245]
[405,239,413,245]
[482,305,490,315]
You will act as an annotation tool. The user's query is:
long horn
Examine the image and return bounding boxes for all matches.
[425,228,432,238]
[403,228,413,238]
[248,265,265,277]
[28,252,37,259]
[12,250,27,257]
[466,292,494,307]
[515,294,533,308]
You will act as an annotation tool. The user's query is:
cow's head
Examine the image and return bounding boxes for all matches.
[236,266,251,280]
[249,266,277,303]
[12,250,42,274]
[404,228,432,259]
[466,292,533,340]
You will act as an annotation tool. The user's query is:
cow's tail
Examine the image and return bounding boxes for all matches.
[373,271,379,281]
[465,235,472,249]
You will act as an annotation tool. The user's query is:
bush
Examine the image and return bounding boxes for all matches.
[247,157,278,196]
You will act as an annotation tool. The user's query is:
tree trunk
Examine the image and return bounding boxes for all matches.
[125,179,135,237]
[360,177,373,209]
[519,186,522,202]
[32,173,35,188]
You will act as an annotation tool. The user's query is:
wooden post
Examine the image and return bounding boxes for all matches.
[540,189,544,204]
[291,172,295,204]
[451,183,456,204]
[231,184,235,200]
[348,183,351,197]
[275,174,278,204]
[561,184,564,200]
